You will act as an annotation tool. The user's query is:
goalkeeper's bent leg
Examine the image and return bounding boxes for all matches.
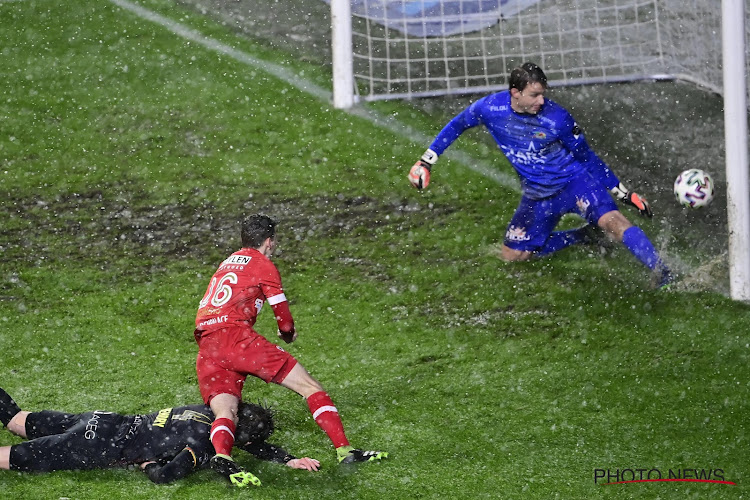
[535,227,591,257]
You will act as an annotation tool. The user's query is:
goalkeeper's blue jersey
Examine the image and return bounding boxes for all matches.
[429,91,620,199]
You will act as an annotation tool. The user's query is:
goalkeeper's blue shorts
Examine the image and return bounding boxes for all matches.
[504,172,618,252]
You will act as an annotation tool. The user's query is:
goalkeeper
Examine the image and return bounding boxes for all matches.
[409,62,674,288]
[0,387,319,486]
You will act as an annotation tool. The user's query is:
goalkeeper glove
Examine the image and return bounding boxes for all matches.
[610,182,653,218]
[408,149,438,190]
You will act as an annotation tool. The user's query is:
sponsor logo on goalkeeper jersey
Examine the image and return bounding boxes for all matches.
[500,142,547,166]
[506,225,530,242]
[537,115,555,128]
[576,196,591,214]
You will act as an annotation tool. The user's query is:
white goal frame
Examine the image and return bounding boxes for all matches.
[331,0,750,300]
[722,0,750,301]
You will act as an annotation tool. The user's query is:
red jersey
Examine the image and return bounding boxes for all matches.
[195,248,293,334]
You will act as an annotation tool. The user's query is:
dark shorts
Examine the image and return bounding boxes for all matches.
[10,410,132,472]
[195,326,298,404]
[504,172,618,252]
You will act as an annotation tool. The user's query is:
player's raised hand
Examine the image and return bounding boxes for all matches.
[408,149,438,189]
[286,457,321,471]
[610,182,653,218]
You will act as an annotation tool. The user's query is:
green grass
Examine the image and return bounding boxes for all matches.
[1,1,748,499]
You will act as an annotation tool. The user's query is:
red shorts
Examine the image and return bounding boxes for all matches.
[194,326,298,404]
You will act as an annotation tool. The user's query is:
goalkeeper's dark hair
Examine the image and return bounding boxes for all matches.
[241,214,277,249]
[235,401,275,444]
[509,62,548,92]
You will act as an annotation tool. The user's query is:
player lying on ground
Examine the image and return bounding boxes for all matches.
[0,387,319,486]
[409,62,674,289]
[194,214,387,486]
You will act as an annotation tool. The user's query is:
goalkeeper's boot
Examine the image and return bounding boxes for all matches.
[0,388,21,427]
[580,224,616,250]
[210,454,261,487]
[337,446,389,464]
[656,267,676,291]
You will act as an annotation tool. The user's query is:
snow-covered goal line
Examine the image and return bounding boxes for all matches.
[330,0,746,104]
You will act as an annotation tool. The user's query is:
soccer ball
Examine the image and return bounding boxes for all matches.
[673,169,715,208]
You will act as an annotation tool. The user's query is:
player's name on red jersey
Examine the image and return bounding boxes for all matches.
[195,248,286,333]
[221,254,252,268]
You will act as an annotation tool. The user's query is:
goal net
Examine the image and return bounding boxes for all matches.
[336,0,744,102]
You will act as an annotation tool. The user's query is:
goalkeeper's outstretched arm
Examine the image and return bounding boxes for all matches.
[408,102,482,189]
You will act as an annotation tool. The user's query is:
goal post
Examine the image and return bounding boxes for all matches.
[722,0,750,301]
[331,0,356,108]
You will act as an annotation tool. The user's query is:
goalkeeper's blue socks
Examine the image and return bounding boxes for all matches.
[621,226,662,270]
[0,388,21,426]
[622,226,675,288]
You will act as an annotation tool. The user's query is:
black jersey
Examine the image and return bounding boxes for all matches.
[119,404,214,465]
[12,405,213,482]
[11,404,294,483]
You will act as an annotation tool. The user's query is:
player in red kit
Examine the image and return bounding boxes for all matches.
[195,214,387,486]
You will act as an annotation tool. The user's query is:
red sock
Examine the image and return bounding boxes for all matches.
[306,391,349,448]
[210,417,236,457]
